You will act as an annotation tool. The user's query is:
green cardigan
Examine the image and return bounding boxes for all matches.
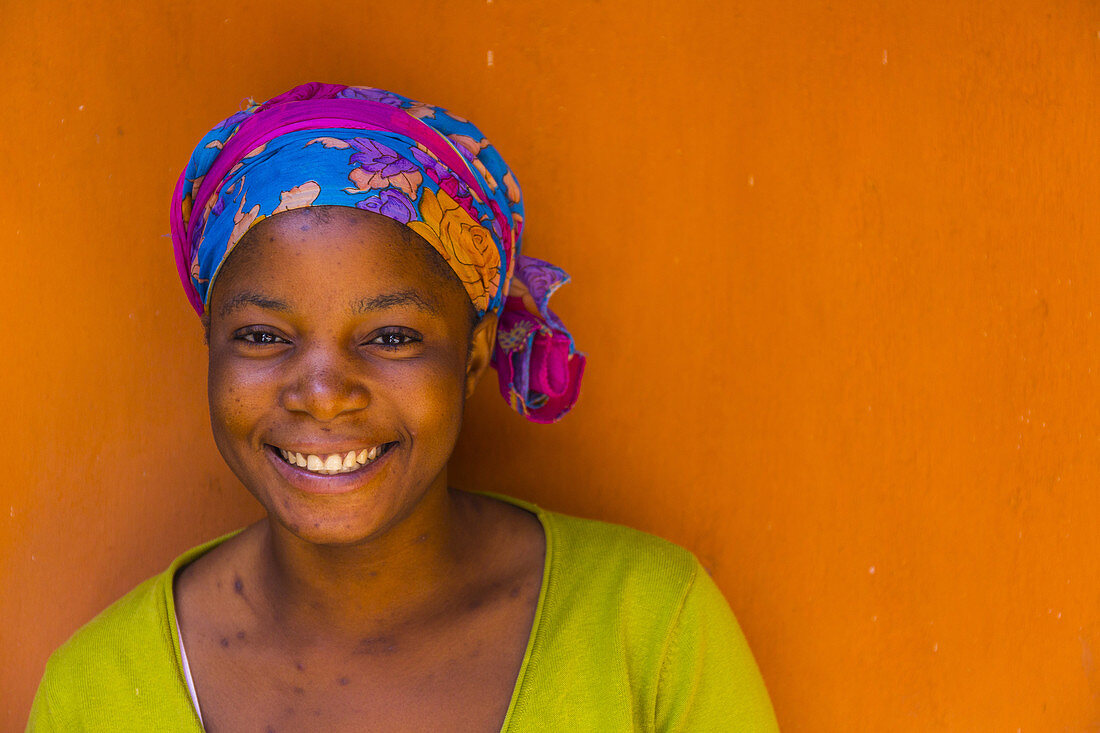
[27,496,778,731]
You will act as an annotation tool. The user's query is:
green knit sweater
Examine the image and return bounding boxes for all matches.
[27,496,778,731]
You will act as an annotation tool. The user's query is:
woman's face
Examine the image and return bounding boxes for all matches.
[205,206,494,546]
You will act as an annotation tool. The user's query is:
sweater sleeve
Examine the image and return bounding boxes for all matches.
[25,653,75,732]
[25,679,55,732]
[654,564,779,732]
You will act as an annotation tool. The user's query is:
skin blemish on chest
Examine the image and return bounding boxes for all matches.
[338,676,351,686]
[509,585,521,598]
[234,576,244,595]
[295,661,305,672]
[356,635,399,655]
[220,637,230,648]
[236,630,246,640]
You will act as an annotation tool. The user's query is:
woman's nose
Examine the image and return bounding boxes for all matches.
[280,350,370,421]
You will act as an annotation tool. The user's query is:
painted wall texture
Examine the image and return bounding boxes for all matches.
[2,0,1097,729]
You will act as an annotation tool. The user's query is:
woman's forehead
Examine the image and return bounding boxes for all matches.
[208,207,467,318]
[250,205,407,241]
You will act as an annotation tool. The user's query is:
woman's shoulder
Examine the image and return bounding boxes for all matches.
[491,495,779,730]
[45,567,174,679]
[538,506,709,647]
[542,504,701,593]
[48,531,240,668]
[30,569,181,729]
[28,536,235,729]
[490,494,700,585]
[487,493,707,624]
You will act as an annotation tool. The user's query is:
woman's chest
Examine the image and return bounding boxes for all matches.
[195,653,517,732]
[184,595,538,733]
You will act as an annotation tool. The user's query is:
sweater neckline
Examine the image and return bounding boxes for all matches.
[162,491,553,733]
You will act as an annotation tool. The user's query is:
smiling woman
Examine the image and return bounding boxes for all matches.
[26,83,778,732]
[204,208,485,546]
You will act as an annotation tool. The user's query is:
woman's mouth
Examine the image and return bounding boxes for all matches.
[270,442,397,475]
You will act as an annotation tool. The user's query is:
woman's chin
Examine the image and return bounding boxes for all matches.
[265,513,380,547]
[258,487,436,548]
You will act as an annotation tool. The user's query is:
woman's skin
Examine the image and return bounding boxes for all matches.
[173,206,546,733]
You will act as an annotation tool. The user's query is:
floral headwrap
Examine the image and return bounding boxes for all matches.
[171,82,584,423]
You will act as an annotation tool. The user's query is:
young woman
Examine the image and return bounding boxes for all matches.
[28,83,778,731]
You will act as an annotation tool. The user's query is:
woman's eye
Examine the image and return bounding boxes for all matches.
[237,330,287,345]
[370,330,420,349]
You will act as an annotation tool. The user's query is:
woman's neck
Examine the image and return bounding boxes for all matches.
[253,483,481,644]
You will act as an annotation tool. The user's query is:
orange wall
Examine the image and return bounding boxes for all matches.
[2,1,1098,729]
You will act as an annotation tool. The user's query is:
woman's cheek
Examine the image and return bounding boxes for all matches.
[382,353,466,440]
[208,359,269,438]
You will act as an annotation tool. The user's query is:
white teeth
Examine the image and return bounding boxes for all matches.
[278,444,390,475]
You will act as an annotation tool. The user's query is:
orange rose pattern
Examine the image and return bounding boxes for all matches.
[408,189,500,313]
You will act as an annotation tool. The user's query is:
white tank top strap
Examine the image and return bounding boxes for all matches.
[176,622,206,729]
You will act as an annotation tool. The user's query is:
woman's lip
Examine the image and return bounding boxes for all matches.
[268,441,392,455]
[265,442,397,495]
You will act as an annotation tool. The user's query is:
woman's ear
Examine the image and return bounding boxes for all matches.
[465,311,498,399]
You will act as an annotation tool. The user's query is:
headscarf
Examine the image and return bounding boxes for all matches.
[170,83,584,423]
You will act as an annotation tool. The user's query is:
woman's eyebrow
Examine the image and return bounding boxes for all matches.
[218,291,290,317]
[352,290,440,315]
